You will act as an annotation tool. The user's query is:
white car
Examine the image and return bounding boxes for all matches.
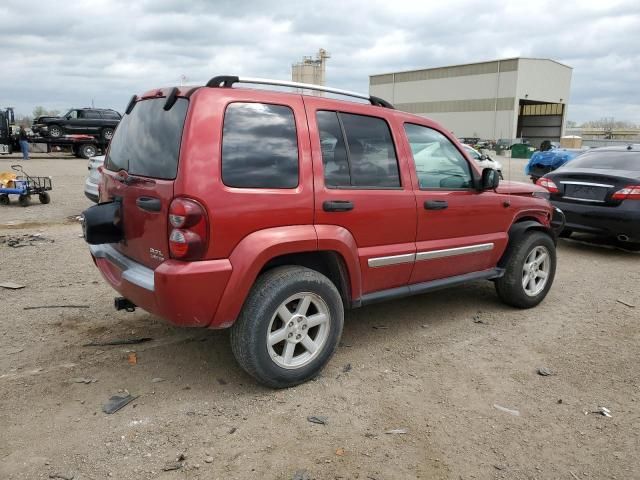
[84,155,105,203]
[461,144,503,179]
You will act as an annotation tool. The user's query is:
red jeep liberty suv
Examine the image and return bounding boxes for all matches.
[83,76,561,388]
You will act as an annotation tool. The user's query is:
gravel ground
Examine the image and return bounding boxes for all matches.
[1,154,639,480]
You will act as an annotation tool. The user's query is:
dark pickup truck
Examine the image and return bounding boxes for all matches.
[32,108,121,140]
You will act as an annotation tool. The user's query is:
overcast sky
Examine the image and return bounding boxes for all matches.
[1,0,638,124]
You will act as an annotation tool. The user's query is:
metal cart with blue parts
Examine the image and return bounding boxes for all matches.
[0,165,52,207]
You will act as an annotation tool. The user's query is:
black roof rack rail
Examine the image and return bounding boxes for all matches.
[205,75,394,109]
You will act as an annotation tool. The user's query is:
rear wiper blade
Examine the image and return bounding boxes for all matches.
[115,173,156,186]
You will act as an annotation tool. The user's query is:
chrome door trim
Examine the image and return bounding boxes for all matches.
[562,196,606,203]
[368,253,415,268]
[559,181,614,188]
[415,242,494,262]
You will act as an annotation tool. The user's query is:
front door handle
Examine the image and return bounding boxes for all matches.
[136,196,161,212]
[424,200,448,210]
[323,200,354,212]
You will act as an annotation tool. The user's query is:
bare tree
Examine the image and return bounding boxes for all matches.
[32,106,60,119]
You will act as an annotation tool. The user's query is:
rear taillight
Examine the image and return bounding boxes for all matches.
[611,185,640,200]
[536,177,559,193]
[168,198,208,260]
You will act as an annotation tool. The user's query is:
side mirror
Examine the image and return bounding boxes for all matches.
[479,154,489,160]
[480,168,499,190]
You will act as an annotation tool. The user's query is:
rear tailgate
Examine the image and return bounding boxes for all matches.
[101,95,189,269]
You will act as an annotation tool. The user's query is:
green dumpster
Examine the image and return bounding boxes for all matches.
[511,143,534,159]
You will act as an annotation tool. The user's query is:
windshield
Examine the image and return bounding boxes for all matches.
[105,97,188,179]
[564,151,640,171]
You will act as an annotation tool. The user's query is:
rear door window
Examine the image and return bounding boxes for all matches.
[317,111,400,188]
[105,97,188,179]
[221,102,299,189]
[102,111,121,119]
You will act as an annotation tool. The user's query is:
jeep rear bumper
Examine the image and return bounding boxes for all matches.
[90,244,232,327]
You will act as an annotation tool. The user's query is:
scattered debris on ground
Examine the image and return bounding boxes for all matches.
[0,281,25,290]
[616,299,636,308]
[591,406,612,417]
[0,233,54,248]
[127,352,137,366]
[537,367,554,376]
[384,428,408,435]
[70,377,97,384]
[151,377,165,383]
[307,415,328,425]
[493,404,520,416]
[48,473,74,480]
[83,337,152,347]
[335,447,345,456]
[23,304,89,310]
[342,363,352,373]
[102,393,138,414]
[162,461,183,471]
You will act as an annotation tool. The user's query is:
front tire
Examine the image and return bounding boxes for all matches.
[102,128,114,140]
[230,266,344,388]
[495,231,556,308]
[48,125,63,138]
[18,194,31,207]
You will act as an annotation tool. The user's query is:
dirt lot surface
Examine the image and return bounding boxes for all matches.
[1,155,639,479]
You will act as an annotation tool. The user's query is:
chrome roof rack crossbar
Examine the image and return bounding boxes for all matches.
[206,75,394,109]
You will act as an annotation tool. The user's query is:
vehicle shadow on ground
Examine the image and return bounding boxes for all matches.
[97,280,505,395]
[560,234,640,255]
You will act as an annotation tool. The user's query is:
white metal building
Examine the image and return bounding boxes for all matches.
[369,58,572,146]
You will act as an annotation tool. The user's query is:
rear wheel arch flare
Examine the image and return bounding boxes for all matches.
[259,250,352,308]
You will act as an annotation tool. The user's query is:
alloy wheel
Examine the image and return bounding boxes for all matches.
[266,292,331,369]
[522,245,550,297]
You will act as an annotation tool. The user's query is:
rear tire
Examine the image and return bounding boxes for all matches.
[495,231,556,308]
[39,192,51,204]
[230,266,344,388]
[18,194,31,207]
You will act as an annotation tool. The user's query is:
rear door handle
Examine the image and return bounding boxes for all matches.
[424,200,448,210]
[323,200,354,212]
[136,196,161,212]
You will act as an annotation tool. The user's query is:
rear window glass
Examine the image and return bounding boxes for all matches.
[566,151,640,171]
[102,111,121,119]
[221,102,298,189]
[105,98,188,179]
